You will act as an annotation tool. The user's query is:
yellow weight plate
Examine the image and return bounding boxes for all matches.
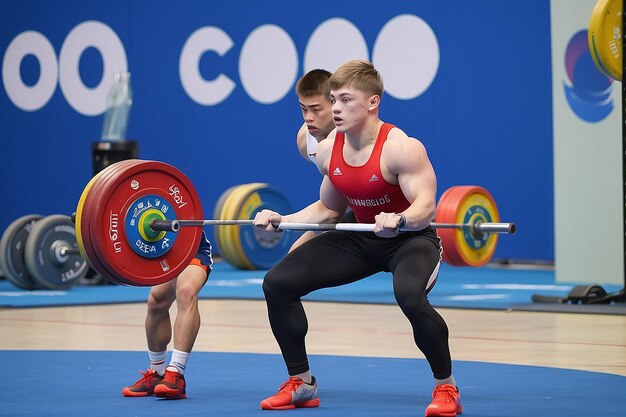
[220,183,265,269]
[588,0,622,80]
[453,187,500,267]
[218,183,266,269]
[225,183,267,269]
[74,163,126,262]
[217,185,248,268]
[75,172,104,261]
[212,185,238,255]
[230,184,294,270]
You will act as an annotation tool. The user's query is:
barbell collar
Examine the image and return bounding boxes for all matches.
[150,219,516,234]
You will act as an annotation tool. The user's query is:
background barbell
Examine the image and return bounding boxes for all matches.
[0,214,89,290]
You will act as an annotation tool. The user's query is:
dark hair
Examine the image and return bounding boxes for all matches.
[296,69,332,98]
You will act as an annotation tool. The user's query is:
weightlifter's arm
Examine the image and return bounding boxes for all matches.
[253,176,348,232]
[374,134,437,236]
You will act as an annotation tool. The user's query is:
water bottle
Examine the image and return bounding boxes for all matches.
[101,71,133,141]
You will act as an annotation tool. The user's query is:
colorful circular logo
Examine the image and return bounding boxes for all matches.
[563,30,614,123]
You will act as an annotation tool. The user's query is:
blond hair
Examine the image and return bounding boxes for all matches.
[328,60,383,99]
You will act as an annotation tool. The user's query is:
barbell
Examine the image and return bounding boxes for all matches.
[70,159,515,286]
[149,219,515,234]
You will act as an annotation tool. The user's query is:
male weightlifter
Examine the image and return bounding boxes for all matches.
[254,60,462,417]
[295,69,335,166]
[121,232,213,399]
[291,68,356,250]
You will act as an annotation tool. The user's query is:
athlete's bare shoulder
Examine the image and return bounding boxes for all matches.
[383,127,429,174]
[296,123,309,161]
[315,129,337,175]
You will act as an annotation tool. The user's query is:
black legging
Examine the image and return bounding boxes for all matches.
[262,227,452,379]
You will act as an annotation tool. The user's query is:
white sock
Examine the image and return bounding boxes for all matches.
[293,370,312,384]
[148,350,167,375]
[167,349,190,375]
[435,376,456,387]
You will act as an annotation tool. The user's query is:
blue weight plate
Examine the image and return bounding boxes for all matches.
[233,185,296,270]
[124,194,179,259]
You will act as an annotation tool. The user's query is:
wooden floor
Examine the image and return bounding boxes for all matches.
[1,299,625,377]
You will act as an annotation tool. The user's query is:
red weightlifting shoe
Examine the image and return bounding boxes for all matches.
[154,369,187,399]
[260,376,320,410]
[122,369,164,397]
[425,384,462,417]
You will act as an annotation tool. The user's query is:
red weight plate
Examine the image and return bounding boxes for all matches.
[435,185,500,267]
[435,186,459,265]
[89,160,151,285]
[80,160,140,285]
[90,160,204,286]
[77,161,125,285]
[435,186,468,266]
[95,160,204,286]
[80,161,139,285]
[82,160,158,285]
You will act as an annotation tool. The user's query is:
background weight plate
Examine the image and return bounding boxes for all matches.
[588,0,622,80]
[0,214,44,289]
[24,214,88,290]
[232,184,294,270]
[212,185,238,257]
[217,184,265,269]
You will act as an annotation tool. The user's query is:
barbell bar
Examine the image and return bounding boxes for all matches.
[150,219,516,235]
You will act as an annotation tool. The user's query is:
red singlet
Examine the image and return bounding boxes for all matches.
[329,123,410,223]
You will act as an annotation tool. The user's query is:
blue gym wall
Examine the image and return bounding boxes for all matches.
[0,1,553,261]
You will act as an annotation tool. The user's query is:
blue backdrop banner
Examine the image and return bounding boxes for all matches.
[0,1,553,261]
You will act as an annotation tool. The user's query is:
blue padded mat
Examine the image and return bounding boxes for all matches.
[2,350,625,417]
[0,261,621,310]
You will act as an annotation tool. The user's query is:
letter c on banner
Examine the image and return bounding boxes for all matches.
[58,20,128,116]
[179,26,236,106]
[2,31,58,112]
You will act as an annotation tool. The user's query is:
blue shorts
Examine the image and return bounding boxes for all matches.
[190,230,213,273]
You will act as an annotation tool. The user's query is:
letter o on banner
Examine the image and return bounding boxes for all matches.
[239,24,298,104]
[58,20,128,116]
[303,18,370,73]
[372,14,440,100]
[2,31,58,111]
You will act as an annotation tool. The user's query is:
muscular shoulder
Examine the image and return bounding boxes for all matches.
[382,127,429,174]
[296,123,309,161]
